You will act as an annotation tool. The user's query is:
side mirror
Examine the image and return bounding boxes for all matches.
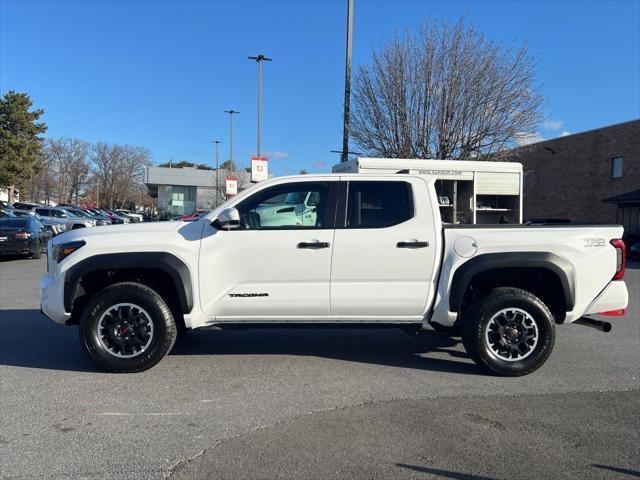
[213,207,240,230]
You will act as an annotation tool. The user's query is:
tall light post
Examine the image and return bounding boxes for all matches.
[247,54,272,159]
[212,139,223,207]
[223,110,239,170]
[341,0,354,162]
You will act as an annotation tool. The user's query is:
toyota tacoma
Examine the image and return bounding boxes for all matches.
[40,174,630,375]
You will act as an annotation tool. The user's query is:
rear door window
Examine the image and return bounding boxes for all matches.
[345,181,414,228]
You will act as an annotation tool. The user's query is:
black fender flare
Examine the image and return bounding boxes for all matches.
[64,252,193,313]
[448,252,575,312]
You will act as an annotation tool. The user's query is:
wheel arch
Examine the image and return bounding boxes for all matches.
[64,252,193,324]
[449,252,575,318]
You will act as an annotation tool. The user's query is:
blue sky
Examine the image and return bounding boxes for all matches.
[1,0,639,175]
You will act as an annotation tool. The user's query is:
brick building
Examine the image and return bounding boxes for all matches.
[501,120,639,232]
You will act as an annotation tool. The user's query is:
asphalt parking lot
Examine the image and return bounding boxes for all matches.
[0,256,638,480]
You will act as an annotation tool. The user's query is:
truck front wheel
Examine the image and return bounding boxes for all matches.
[79,282,177,373]
[462,287,555,376]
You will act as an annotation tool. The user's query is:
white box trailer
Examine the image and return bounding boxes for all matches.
[333,157,523,224]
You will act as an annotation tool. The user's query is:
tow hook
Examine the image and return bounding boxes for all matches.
[574,317,612,333]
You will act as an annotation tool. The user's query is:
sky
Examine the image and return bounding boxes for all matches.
[1,0,639,176]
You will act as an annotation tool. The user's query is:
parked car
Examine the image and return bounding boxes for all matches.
[41,174,629,375]
[177,209,210,221]
[104,209,130,224]
[10,209,67,236]
[32,207,94,230]
[11,210,67,236]
[0,217,51,258]
[76,208,112,226]
[58,207,99,226]
[11,201,42,211]
[87,208,125,224]
[115,209,143,223]
[0,209,17,218]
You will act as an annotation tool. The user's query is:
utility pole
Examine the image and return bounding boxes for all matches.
[212,140,223,207]
[247,54,272,159]
[223,110,239,170]
[341,0,354,162]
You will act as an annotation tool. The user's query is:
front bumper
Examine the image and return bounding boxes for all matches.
[40,273,71,325]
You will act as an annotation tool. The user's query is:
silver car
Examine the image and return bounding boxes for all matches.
[10,209,67,236]
[32,207,94,230]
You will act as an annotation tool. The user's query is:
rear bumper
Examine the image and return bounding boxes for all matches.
[583,281,629,316]
[40,273,71,325]
[0,239,34,255]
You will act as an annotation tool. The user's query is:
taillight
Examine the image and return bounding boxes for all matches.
[15,231,32,240]
[610,239,626,280]
[598,308,627,316]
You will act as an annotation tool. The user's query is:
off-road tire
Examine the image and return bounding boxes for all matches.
[462,287,555,377]
[79,282,177,373]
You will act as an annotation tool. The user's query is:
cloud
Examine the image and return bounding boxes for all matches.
[263,151,288,160]
[543,119,563,130]
[311,161,328,169]
[559,131,571,137]
[515,132,545,146]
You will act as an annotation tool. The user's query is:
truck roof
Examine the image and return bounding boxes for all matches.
[333,157,523,173]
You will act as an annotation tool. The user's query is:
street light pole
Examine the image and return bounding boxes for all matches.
[341,0,354,163]
[212,140,222,207]
[223,110,239,170]
[248,54,272,159]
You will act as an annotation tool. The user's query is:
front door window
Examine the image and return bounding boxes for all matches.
[236,182,330,229]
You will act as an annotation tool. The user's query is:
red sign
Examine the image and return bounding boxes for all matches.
[225,177,238,196]
[251,156,268,182]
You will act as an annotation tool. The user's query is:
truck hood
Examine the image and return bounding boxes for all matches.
[51,220,198,245]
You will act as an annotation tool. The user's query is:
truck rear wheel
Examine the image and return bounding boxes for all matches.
[79,282,177,373]
[462,287,555,376]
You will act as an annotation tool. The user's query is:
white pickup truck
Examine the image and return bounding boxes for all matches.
[40,174,629,376]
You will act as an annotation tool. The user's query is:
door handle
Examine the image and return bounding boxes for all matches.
[297,241,330,249]
[397,241,429,248]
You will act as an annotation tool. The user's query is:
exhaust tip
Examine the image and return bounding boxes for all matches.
[575,317,613,333]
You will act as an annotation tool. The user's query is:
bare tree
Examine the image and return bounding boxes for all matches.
[351,18,543,160]
[91,142,151,209]
[91,142,119,208]
[40,138,90,204]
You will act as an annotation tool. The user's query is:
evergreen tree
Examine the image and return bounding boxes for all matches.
[0,91,47,189]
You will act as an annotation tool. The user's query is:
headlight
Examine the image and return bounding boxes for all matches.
[52,241,85,263]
